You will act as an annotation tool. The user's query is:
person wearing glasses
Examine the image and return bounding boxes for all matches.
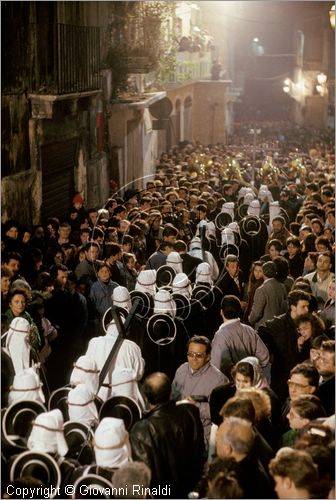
[172,335,228,446]
[280,362,320,434]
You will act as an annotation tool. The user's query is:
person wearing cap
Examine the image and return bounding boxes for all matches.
[130,372,205,498]
[67,192,87,227]
[172,335,228,446]
[248,261,288,330]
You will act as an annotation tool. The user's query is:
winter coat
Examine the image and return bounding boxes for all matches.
[130,400,205,498]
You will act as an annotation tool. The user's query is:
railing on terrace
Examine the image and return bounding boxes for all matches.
[33,23,100,95]
[144,51,212,87]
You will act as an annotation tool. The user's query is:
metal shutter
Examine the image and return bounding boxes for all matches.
[41,138,78,221]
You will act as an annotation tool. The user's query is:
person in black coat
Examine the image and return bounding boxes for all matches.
[215,417,275,499]
[257,290,311,403]
[315,339,335,416]
[174,240,203,283]
[130,372,205,499]
[216,254,244,300]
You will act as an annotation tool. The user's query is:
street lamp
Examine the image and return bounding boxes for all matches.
[329,5,335,30]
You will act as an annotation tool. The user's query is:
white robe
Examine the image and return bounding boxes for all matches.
[85,323,145,405]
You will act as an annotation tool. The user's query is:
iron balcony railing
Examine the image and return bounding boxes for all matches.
[33,23,100,95]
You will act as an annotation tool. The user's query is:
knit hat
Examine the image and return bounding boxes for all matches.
[73,194,84,205]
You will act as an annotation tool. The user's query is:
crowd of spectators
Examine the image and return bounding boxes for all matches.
[1,127,335,498]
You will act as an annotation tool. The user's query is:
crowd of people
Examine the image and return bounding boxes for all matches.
[1,128,335,499]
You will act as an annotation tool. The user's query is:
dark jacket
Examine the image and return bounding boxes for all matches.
[216,269,244,299]
[145,250,167,271]
[236,453,275,499]
[316,375,335,416]
[181,253,203,283]
[258,312,300,403]
[130,400,205,498]
[285,252,304,279]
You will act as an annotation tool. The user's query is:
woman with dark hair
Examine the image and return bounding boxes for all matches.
[311,218,324,237]
[301,232,317,259]
[210,357,280,435]
[303,251,319,276]
[3,288,43,351]
[295,312,326,362]
[243,261,264,323]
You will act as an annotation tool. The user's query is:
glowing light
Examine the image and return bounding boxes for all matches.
[317,72,327,85]
[283,85,290,93]
[330,5,335,30]
[284,78,291,86]
[253,37,259,43]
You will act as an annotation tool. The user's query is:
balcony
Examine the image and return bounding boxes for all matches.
[144,51,213,89]
[32,23,101,95]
